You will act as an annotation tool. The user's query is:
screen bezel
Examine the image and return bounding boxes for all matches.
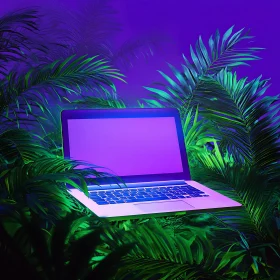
[61,108,191,184]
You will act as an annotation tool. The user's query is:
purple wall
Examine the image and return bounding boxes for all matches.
[1,0,279,104]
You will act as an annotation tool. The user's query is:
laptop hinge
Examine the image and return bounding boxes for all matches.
[87,180,186,190]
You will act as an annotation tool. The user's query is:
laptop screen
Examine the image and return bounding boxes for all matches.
[67,117,183,177]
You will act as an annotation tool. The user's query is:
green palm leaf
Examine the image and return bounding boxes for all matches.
[192,146,279,240]
[0,129,51,167]
[143,26,262,115]
[0,55,125,127]
[183,106,217,148]
[0,9,40,75]
[0,156,115,220]
[196,70,280,172]
[71,94,126,109]
[111,219,254,280]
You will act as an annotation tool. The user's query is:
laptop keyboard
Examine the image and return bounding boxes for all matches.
[89,184,209,205]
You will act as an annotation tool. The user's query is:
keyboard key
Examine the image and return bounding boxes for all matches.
[90,195,101,199]
[179,191,192,195]
[95,200,109,205]
[114,200,125,203]
[189,194,204,197]
[106,195,116,199]
[137,192,146,195]
[125,199,139,203]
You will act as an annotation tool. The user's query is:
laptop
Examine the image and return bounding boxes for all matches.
[61,108,241,220]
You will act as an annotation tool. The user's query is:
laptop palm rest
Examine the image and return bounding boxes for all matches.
[135,200,195,213]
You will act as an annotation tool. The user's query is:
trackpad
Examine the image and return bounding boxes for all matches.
[135,200,194,213]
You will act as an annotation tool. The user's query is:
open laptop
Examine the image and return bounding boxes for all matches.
[61,108,241,220]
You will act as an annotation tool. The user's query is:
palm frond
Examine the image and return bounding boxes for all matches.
[110,219,263,280]
[182,106,220,177]
[54,0,120,60]
[196,70,280,171]
[0,156,116,220]
[0,129,50,167]
[0,55,125,127]
[183,106,218,150]
[191,145,279,240]
[111,34,164,72]
[47,1,161,72]
[71,94,126,109]
[0,9,39,74]
[0,8,57,78]
[143,26,262,114]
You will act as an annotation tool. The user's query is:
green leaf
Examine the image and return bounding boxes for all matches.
[221,25,234,52]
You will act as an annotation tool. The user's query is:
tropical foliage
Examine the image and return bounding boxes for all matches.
[141,25,280,278]
[0,211,134,280]
[0,5,280,280]
[0,8,127,224]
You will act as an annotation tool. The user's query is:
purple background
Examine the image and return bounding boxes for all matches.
[1,0,279,104]
[67,117,183,176]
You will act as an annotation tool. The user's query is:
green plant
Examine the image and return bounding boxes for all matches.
[142,26,262,112]
[0,54,125,130]
[1,8,280,279]
[0,9,126,222]
[141,26,280,278]
[101,218,279,279]
[0,156,115,221]
[0,211,134,280]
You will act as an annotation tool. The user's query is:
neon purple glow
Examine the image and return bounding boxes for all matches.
[67,117,183,176]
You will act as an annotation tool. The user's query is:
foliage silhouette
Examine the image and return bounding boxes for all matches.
[0,211,134,280]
